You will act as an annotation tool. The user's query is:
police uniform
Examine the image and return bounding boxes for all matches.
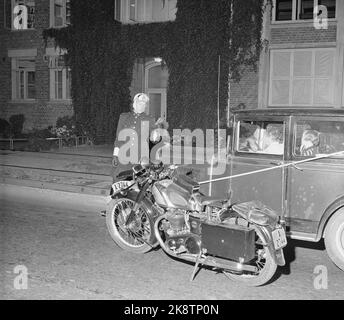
[112,111,157,181]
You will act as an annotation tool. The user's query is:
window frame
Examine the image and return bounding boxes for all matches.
[128,0,137,21]
[272,0,337,23]
[114,0,122,21]
[269,47,336,107]
[118,0,176,23]
[292,116,344,159]
[234,118,287,159]
[11,56,36,101]
[49,55,72,101]
[50,0,71,28]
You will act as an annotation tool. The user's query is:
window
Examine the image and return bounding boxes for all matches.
[51,0,71,27]
[114,0,121,21]
[11,57,36,100]
[318,0,336,18]
[275,0,293,20]
[49,55,71,100]
[273,0,336,21]
[270,48,335,106]
[119,0,176,23]
[294,120,344,157]
[237,120,285,155]
[12,0,35,29]
[129,0,136,21]
[298,0,314,20]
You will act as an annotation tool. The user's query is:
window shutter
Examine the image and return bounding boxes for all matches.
[270,51,291,105]
[314,50,334,105]
[270,48,335,107]
[292,51,312,104]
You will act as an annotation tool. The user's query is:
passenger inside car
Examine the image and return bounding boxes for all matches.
[300,129,320,156]
[238,122,284,155]
[262,124,284,155]
[295,120,344,157]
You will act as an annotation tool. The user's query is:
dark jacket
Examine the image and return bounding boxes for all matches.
[114,111,156,163]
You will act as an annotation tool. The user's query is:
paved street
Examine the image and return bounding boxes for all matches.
[1,184,343,300]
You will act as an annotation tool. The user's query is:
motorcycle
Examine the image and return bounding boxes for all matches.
[106,161,287,286]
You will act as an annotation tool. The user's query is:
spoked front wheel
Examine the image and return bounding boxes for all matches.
[106,198,154,253]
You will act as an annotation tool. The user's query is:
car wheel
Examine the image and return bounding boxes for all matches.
[325,207,344,271]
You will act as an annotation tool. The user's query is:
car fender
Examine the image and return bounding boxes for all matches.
[317,195,344,241]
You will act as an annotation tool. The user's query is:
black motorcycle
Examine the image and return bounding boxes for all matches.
[106,161,287,286]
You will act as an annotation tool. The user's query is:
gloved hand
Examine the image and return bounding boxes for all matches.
[112,156,119,167]
[155,117,169,130]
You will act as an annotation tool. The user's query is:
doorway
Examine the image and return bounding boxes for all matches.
[144,61,168,121]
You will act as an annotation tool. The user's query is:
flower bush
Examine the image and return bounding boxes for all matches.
[52,115,89,146]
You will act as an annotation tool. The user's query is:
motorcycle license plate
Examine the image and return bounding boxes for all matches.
[272,227,287,250]
[112,180,132,193]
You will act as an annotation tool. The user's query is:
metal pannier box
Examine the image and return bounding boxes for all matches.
[201,222,256,263]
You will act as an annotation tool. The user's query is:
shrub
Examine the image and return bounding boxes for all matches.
[25,138,58,152]
[23,127,58,151]
[56,115,75,130]
[9,114,25,137]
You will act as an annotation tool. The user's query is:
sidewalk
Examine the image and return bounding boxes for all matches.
[0,144,227,197]
[0,145,113,196]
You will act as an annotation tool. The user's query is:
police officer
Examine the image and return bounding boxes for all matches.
[112,93,168,181]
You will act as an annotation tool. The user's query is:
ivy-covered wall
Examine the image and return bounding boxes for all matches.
[44,0,264,143]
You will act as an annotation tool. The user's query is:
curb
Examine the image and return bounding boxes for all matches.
[1,177,110,197]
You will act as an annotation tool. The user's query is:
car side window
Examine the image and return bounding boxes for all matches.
[294,120,344,157]
[236,120,285,156]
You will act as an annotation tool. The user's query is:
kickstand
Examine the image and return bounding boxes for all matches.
[190,251,203,282]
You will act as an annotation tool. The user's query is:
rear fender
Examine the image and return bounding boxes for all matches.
[258,226,286,266]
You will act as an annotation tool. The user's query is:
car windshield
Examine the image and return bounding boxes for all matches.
[294,120,344,157]
[236,120,285,155]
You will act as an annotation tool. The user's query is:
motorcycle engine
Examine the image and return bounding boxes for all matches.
[164,208,187,236]
[162,208,199,254]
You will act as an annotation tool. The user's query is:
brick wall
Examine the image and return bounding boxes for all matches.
[0,0,73,132]
[270,25,337,45]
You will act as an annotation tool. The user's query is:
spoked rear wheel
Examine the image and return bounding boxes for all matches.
[223,219,277,287]
[106,198,154,253]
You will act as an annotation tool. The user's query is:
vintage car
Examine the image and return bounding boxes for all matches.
[197,108,344,271]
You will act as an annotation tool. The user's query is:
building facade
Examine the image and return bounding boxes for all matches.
[0,0,73,131]
[258,0,344,110]
[1,0,342,133]
[231,0,344,112]
[115,0,177,122]
[120,0,344,125]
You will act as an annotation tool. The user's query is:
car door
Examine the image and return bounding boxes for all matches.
[228,115,290,216]
[287,116,344,240]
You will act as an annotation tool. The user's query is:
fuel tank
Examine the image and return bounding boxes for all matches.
[152,179,192,209]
